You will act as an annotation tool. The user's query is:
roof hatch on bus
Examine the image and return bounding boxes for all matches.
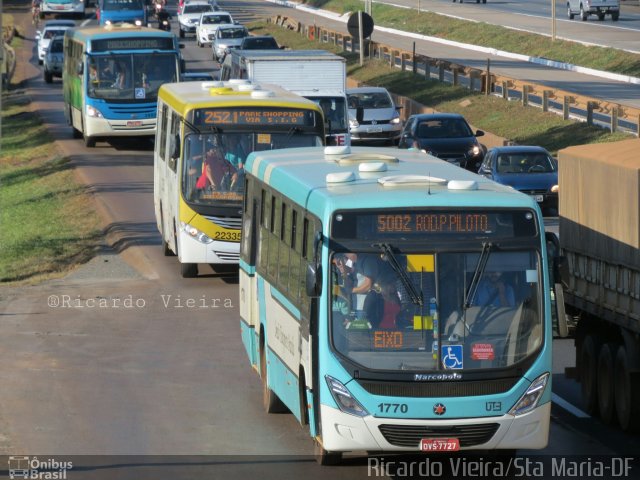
[377,175,447,187]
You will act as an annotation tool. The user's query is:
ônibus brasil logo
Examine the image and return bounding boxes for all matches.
[8,456,73,479]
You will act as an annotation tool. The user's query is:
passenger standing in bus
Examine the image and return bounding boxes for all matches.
[223,136,246,191]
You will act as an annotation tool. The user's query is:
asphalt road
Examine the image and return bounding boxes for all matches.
[1,4,640,479]
[233,0,640,113]
[376,0,640,52]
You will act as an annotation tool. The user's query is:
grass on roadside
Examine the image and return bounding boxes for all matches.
[302,0,640,78]
[1,91,102,284]
[250,21,631,153]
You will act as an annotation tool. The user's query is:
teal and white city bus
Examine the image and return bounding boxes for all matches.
[63,24,181,147]
[239,146,553,463]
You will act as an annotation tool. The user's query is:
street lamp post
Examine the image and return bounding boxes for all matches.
[552,0,557,41]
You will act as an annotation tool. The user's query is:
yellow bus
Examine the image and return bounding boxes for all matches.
[154,80,325,277]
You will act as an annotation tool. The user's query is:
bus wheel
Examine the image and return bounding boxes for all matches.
[314,441,342,466]
[260,342,287,414]
[580,335,599,415]
[597,343,616,424]
[162,239,175,256]
[614,345,640,431]
[83,130,96,147]
[180,263,198,278]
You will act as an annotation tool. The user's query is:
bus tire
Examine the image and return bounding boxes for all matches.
[597,343,616,424]
[260,342,287,414]
[162,239,175,256]
[44,70,53,83]
[180,262,198,278]
[580,334,599,415]
[314,441,342,466]
[614,345,640,431]
[84,133,96,148]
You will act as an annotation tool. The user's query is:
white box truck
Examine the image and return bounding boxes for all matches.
[220,49,350,146]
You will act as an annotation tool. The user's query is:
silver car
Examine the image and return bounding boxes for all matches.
[211,24,248,63]
[36,20,75,65]
[347,87,403,145]
[43,35,64,83]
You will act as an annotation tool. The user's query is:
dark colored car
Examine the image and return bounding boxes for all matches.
[478,145,559,215]
[239,35,280,50]
[398,113,485,171]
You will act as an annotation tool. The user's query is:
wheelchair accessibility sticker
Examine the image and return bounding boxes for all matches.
[135,88,146,99]
[442,345,463,369]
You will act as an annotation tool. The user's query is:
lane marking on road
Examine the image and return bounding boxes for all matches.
[552,393,591,418]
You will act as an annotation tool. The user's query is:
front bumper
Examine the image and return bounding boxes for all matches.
[350,124,402,143]
[178,231,240,264]
[319,402,550,453]
[84,115,156,139]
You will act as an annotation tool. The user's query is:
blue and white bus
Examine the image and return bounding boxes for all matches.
[63,25,180,147]
[41,0,85,19]
[239,146,554,463]
[97,0,147,27]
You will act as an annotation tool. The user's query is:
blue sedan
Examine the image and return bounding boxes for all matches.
[478,146,559,215]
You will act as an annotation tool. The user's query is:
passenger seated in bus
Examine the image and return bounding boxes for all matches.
[377,282,401,329]
[474,272,516,307]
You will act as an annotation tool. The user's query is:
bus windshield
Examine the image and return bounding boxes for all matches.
[330,249,543,372]
[182,132,323,207]
[87,53,178,101]
[309,96,347,133]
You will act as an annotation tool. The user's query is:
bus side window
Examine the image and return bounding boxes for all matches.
[157,103,167,160]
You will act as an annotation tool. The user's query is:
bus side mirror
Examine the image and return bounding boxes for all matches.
[305,263,322,298]
[356,106,364,123]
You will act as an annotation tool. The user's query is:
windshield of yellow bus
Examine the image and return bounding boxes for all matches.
[182,132,323,207]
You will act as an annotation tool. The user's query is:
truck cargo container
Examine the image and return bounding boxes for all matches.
[555,139,640,431]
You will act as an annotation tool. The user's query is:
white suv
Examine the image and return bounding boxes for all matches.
[36,20,75,65]
[195,11,235,47]
[177,1,213,38]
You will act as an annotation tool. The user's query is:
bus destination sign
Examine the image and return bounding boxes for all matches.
[193,108,315,127]
[92,37,175,52]
[332,210,537,240]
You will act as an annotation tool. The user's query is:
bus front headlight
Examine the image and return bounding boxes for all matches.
[86,105,104,118]
[325,375,368,417]
[181,222,213,244]
[105,20,112,25]
[134,19,142,26]
[508,372,549,416]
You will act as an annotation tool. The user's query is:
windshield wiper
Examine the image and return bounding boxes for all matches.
[374,243,423,307]
[464,241,493,310]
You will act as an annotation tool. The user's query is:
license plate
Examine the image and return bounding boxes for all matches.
[533,195,544,202]
[127,121,143,127]
[420,438,460,452]
[367,126,383,133]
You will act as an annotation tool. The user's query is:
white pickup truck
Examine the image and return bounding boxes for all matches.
[567,0,619,21]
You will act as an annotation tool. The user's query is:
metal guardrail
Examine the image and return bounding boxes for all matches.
[270,16,640,137]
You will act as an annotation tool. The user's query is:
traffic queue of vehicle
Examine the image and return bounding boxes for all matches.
[33,0,638,465]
